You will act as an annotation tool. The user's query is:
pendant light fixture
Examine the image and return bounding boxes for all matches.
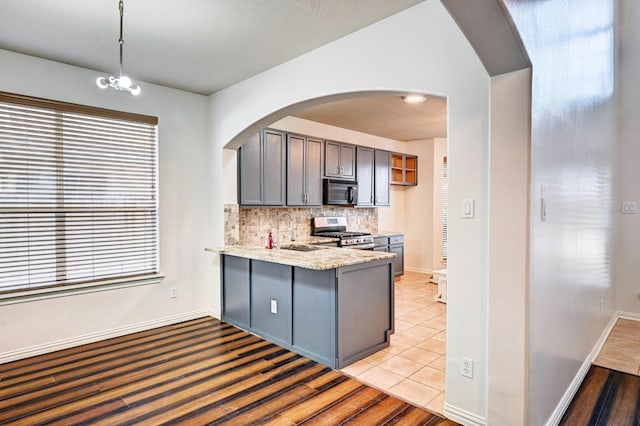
[96,0,141,95]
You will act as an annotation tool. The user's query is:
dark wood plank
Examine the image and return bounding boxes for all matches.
[261,379,365,425]
[560,366,610,425]
[0,317,450,425]
[340,394,407,425]
[300,386,385,425]
[561,365,640,426]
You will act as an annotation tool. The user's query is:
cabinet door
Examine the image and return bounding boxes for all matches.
[238,132,262,205]
[263,129,285,205]
[324,141,342,178]
[390,244,404,276]
[286,134,306,206]
[356,147,374,206]
[251,260,293,346]
[292,267,336,365]
[340,143,356,180]
[374,150,390,206]
[221,255,251,328]
[305,137,323,206]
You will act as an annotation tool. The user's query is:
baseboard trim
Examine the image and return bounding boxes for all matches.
[617,310,640,321]
[404,267,432,274]
[444,403,486,426]
[544,312,621,426]
[0,309,214,364]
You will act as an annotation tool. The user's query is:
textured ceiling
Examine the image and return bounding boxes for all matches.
[0,0,423,95]
[292,95,447,141]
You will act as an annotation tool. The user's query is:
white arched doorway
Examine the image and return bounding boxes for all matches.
[207,1,491,422]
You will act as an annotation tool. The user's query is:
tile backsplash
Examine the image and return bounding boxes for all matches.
[224,204,378,246]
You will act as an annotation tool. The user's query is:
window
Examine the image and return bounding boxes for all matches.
[0,92,159,297]
[442,156,448,263]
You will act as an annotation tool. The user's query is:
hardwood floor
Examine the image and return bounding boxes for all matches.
[561,318,640,426]
[0,317,456,425]
[560,366,640,425]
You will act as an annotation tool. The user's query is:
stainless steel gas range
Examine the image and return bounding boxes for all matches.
[312,216,375,249]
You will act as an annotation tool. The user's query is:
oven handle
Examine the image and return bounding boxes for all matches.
[344,243,376,250]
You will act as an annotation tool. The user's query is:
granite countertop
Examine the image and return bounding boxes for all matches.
[205,244,395,270]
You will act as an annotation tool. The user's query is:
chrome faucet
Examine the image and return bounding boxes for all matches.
[276,211,296,249]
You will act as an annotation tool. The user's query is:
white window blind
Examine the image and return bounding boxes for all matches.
[0,92,158,294]
[442,156,448,263]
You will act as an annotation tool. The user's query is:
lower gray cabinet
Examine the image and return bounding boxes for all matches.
[250,260,292,346]
[292,267,336,366]
[221,255,250,328]
[220,254,394,369]
[373,234,404,277]
[390,244,404,276]
[337,262,393,366]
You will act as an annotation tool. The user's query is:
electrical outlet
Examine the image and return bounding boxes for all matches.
[461,357,473,378]
[170,287,177,298]
[270,299,278,314]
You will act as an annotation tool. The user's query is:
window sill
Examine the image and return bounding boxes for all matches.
[0,274,165,306]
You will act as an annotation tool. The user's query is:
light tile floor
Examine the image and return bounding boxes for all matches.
[593,317,640,375]
[341,271,447,415]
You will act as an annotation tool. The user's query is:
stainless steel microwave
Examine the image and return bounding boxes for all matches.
[323,179,358,205]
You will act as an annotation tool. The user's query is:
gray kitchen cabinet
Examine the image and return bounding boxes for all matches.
[220,254,394,369]
[287,133,323,206]
[238,129,285,206]
[250,260,293,347]
[221,255,250,328]
[325,141,356,180]
[390,244,405,276]
[374,149,391,207]
[373,234,404,277]
[356,146,374,206]
[292,267,336,366]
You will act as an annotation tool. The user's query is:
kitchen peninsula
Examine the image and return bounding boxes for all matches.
[212,244,395,369]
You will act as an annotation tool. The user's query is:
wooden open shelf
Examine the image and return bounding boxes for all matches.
[390,153,418,186]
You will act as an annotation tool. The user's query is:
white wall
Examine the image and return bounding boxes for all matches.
[504,1,618,424]
[209,1,491,421]
[617,0,640,314]
[0,49,216,358]
[403,139,435,273]
[487,68,531,426]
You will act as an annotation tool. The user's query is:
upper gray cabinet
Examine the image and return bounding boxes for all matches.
[374,150,391,207]
[324,141,356,180]
[238,129,285,206]
[358,147,390,207]
[356,146,374,207]
[287,134,323,206]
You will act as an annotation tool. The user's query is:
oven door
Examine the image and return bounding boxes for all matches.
[323,179,357,205]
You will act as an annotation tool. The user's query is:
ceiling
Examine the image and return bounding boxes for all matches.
[0,0,423,95]
[293,95,447,141]
[0,0,449,141]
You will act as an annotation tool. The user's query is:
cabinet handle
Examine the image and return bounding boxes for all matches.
[370,195,373,204]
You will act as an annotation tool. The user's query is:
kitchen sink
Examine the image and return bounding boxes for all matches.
[280,244,322,252]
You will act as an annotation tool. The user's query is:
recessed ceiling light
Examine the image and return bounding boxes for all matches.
[402,94,427,104]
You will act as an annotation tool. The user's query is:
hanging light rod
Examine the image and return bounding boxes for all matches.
[96,0,141,95]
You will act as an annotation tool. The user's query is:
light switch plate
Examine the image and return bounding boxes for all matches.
[270,299,278,314]
[622,201,638,214]
[461,199,474,219]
